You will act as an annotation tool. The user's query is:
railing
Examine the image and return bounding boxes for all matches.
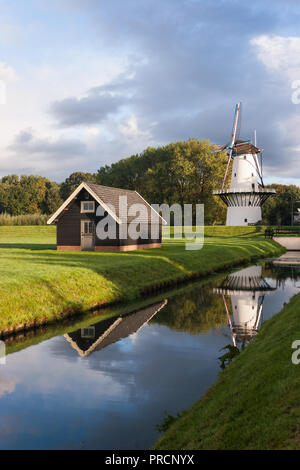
[213,188,276,195]
[265,227,300,239]
[275,227,300,236]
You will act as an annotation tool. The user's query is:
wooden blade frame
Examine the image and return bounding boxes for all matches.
[221,102,241,191]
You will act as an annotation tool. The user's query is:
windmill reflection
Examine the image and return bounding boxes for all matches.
[64,300,167,357]
[214,266,276,348]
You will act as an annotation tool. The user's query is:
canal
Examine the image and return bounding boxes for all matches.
[0,259,299,449]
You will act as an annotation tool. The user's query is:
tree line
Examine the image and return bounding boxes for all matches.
[0,138,298,225]
[97,139,228,225]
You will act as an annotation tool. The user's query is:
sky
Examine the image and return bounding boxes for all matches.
[1,0,300,184]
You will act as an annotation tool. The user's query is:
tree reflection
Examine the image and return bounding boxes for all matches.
[151,287,227,334]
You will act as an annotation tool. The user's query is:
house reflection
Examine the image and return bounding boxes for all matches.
[64,300,167,357]
[214,266,276,348]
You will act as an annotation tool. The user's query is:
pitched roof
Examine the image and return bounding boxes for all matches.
[64,299,168,357]
[47,181,166,225]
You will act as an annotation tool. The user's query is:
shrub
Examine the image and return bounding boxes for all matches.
[0,213,48,225]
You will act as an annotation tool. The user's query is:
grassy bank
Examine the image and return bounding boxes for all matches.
[0,225,283,336]
[3,272,227,357]
[154,293,300,450]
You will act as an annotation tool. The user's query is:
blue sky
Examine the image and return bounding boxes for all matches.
[1,0,300,183]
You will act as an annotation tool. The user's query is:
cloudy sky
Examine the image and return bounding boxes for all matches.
[1,0,300,183]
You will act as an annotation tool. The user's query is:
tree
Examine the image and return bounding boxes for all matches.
[0,175,63,215]
[97,139,228,224]
[262,184,300,226]
[42,181,63,214]
[151,288,228,334]
[60,172,98,200]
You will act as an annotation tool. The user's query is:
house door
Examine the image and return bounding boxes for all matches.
[81,220,95,251]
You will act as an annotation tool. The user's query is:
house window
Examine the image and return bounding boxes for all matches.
[81,201,95,213]
[81,327,95,338]
[244,218,248,223]
[83,221,93,234]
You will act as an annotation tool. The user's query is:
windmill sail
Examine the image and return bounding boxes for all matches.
[221,102,241,190]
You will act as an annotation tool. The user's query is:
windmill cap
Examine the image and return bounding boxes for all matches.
[232,140,260,156]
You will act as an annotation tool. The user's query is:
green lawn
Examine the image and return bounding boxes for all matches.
[154,292,300,450]
[0,225,283,334]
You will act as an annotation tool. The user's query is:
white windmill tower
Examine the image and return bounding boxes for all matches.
[213,103,276,226]
[214,266,276,347]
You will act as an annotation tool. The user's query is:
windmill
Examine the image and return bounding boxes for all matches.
[213,266,276,348]
[213,102,276,226]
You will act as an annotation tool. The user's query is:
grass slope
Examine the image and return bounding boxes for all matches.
[0,225,283,334]
[154,293,300,450]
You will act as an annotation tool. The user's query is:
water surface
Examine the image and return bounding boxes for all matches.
[0,260,299,449]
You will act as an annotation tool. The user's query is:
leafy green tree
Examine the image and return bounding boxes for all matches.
[262,184,300,226]
[0,175,63,215]
[60,172,98,200]
[97,139,228,224]
[42,181,63,214]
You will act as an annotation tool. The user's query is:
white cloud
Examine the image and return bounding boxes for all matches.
[0,375,18,398]
[251,35,300,81]
[250,34,300,181]
[0,50,130,180]
[0,128,87,179]
[119,115,151,140]
[84,126,101,140]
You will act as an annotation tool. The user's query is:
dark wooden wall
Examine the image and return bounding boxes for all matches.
[57,188,162,248]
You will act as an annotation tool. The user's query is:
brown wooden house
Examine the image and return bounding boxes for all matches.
[47,182,165,251]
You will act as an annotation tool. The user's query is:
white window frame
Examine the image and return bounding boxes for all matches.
[81,200,95,213]
[81,326,95,338]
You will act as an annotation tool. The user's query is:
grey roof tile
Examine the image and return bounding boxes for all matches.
[86,182,161,224]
